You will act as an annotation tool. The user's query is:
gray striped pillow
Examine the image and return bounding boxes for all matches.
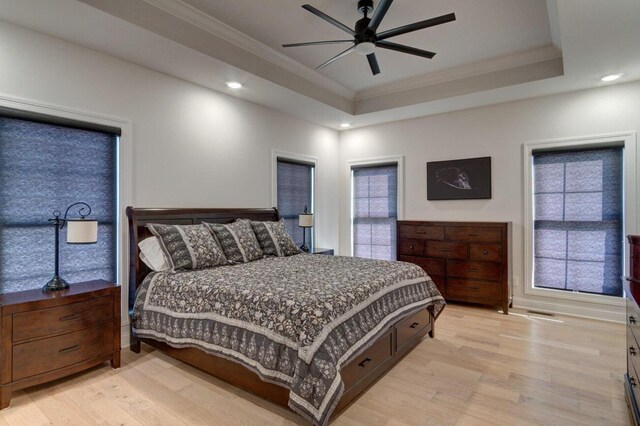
[204,219,264,263]
[251,219,301,257]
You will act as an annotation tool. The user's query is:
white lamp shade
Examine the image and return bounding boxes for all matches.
[299,213,314,227]
[66,219,98,244]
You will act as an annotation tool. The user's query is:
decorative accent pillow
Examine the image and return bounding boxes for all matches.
[204,219,264,263]
[251,219,301,257]
[138,236,171,272]
[147,223,227,271]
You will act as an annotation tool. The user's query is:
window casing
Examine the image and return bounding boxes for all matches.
[0,115,118,293]
[276,157,315,247]
[351,163,398,261]
[523,132,637,307]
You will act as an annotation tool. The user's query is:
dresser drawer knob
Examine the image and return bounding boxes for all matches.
[409,322,420,329]
[483,250,489,255]
[358,358,372,368]
[631,346,637,356]
[631,315,637,324]
[59,345,80,354]
[59,313,80,322]
[409,244,414,249]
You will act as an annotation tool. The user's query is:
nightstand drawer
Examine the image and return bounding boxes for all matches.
[12,322,114,381]
[13,296,113,342]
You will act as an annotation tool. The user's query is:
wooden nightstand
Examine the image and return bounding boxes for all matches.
[0,280,120,409]
[311,247,334,255]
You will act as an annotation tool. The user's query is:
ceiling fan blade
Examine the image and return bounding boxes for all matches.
[302,4,356,36]
[366,53,381,75]
[282,40,354,48]
[316,46,356,69]
[376,41,436,59]
[367,0,393,32]
[376,12,456,40]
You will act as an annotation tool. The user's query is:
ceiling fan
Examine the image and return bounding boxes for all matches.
[282,0,456,76]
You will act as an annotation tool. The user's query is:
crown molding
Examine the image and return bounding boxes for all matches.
[143,0,355,100]
[354,45,563,101]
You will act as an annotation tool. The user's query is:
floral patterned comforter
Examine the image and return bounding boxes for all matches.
[132,254,445,425]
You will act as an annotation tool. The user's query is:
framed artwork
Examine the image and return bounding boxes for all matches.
[427,156,491,200]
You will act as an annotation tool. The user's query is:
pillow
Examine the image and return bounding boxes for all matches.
[138,236,170,272]
[147,223,227,270]
[251,219,301,257]
[204,219,263,263]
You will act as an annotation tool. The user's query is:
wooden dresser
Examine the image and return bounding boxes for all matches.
[0,280,120,408]
[397,221,511,313]
[626,235,640,424]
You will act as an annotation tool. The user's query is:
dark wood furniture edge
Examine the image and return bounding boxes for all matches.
[127,206,437,419]
[0,281,120,409]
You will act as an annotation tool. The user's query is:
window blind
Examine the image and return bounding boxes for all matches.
[0,116,118,294]
[533,147,623,296]
[352,164,397,260]
[277,158,314,246]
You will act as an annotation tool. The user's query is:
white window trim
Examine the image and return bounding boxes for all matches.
[523,132,637,306]
[0,93,133,324]
[271,150,319,245]
[347,155,405,257]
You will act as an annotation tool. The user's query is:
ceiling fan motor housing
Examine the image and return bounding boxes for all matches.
[358,0,374,16]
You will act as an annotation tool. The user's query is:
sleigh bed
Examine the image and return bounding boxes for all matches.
[127,207,445,424]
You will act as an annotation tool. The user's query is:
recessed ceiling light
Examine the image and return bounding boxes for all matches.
[601,74,622,82]
[226,81,242,89]
[340,123,351,128]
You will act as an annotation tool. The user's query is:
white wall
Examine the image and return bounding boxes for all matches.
[0,21,340,336]
[339,80,640,321]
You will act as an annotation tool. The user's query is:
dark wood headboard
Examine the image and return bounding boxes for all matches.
[126,207,279,314]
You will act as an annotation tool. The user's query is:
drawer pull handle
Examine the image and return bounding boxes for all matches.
[469,269,480,272]
[631,315,637,324]
[482,250,489,255]
[416,230,426,234]
[469,287,480,291]
[469,234,480,237]
[59,314,80,322]
[59,345,80,354]
[631,346,637,356]
[409,322,420,329]
[358,358,372,368]
[440,249,450,253]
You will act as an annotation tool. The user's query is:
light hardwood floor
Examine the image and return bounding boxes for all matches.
[0,304,630,425]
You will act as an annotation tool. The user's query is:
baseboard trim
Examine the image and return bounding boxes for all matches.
[512,296,625,323]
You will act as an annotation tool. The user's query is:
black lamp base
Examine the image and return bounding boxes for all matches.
[43,275,69,292]
[300,244,310,253]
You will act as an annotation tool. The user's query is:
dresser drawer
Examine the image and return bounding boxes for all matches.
[13,322,114,381]
[13,296,113,342]
[426,241,467,259]
[447,260,502,281]
[430,275,446,295]
[470,244,502,262]
[398,239,425,256]
[396,308,430,350]
[342,330,392,390]
[445,226,502,242]
[447,279,502,300]
[399,256,444,276]
[398,224,444,240]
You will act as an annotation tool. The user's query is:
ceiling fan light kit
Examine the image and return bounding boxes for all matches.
[282,0,456,76]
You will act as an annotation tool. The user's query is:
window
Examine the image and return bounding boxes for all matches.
[0,114,119,294]
[352,163,398,260]
[532,147,623,297]
[276,158,314,247]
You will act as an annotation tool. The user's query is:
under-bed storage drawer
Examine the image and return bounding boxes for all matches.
[341,330,393,390]
[395,308,430,351]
